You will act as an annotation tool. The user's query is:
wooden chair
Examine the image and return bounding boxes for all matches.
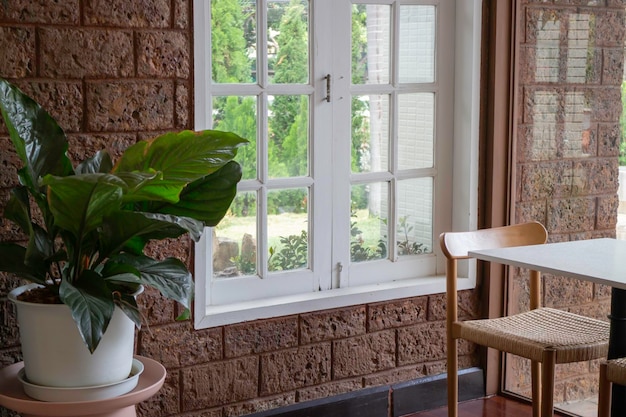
[598,358,626,417]
[440,222,610,417]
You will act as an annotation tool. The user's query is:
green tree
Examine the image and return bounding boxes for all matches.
[211,0,252,84]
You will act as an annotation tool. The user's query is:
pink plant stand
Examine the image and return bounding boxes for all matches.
[0,356,166,417]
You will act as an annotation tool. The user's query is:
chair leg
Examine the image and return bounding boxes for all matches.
[598,362,611,417]
[447,337,458,417]
[541,350,556,417]
[531,360,541,417]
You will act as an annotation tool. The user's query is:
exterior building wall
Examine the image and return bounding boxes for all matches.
[0,1,623,416]
[509,0,624,403]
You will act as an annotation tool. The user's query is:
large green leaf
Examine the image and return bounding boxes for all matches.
[43,173,125,239]
[0,78,74,188]
[76,150,113,174]
[4,186,31,234]
[59,273,115,353]
[153,160,242,226]
[0,243,47,284]
[110,254,193,309]
[98,211,203,260]
[112,130,247,203]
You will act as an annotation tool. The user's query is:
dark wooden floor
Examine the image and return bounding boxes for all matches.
[404,395,569,417]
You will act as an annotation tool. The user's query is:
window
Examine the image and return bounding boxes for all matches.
[194,0,481,327]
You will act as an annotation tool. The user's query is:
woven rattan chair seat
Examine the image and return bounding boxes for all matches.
[454,307,609,363]
[605,357,626,386]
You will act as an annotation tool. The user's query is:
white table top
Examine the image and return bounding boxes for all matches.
[469,238,626,290]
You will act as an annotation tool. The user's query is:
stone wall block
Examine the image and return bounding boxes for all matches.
[225,316,298,358]
[602,48,625,85]
[0,27,35,78]
[138,31,190,78]
[137,371,179,417]
[86,81,174,131]
[260,344,331,395]
[548,197,596,233]
[597,194,619,230]
[84,0,170,28]
[40,28,134,78]
[178,410,222,417]
[0,299,19,348]
[568,301,611,323]
[564,374,600,402]
[544,275,594,308]
[595,283,612,300]
[524,8,563,44]
[591,87,623,122]
[367,297,427,331]
[598,123,621,157]
[362,364,425,387]
[332,331,395,379]
[397,322,450,366]
[14,81,83,133]
[138,321,222,368]
[520,161,571,201]
[595,10,626,47]
[300,306,366,344]
[175,0,190,29]
[136,286,176,325]
[428,290,479,321]
[296,378,362,402]
[182,356,259,410]
[67,133,137,165]
[0,347,22,369]
[0,1,79,24]
[573,158,619,195]
[176,82,190,129]
[516,200,549,227]
[0,138,21,188]
[517,124,558,162]
[223,393,296,417]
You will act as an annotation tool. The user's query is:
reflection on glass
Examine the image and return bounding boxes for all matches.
[212,96,258,180]
[213,192,258,278]
[352,95,389,173]
[211,0,257,84]
[534,11,560,83]
[268,0,309,84]
[350,183,388,262]
[531,91,558,161]
[398,5,435,84]
[268,95,309,178]
[352,4,391,85]
[566,13,593,84]
[398,93,434,170]
[397,178,432,257]
[268,188,309,271]
[564,92,592,157]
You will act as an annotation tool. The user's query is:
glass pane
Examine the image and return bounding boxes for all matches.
[399,5,435,84]
[352,95,389,173]
[352,4,391,85]
[398,93,434,170]
[397,178,433,257]
[268,0,309,84]
[212,96,258,180]
[213,192,258,278]
[350,183,388,262]
[268,95,309,178]
[211,0,257,83]
[268,188,309,271]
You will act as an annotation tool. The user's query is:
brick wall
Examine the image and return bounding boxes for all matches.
[0,2,481,416]
[509,0,624,404]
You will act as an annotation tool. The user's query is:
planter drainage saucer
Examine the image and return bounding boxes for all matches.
[17,358,144,402]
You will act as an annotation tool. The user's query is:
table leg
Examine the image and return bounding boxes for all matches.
[608,288,626,417]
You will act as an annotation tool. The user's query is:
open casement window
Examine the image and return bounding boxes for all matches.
[194,0,482,327]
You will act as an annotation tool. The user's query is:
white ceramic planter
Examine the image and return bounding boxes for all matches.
[9,283,137,388]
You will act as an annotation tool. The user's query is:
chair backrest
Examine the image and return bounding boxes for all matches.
[440,221,548,322]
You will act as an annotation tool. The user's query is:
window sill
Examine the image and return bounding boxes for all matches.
[194,274,476,329]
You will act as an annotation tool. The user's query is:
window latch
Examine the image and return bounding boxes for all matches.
[324,74,331,102]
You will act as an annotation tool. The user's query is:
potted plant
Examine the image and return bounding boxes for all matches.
[0,78,247,389]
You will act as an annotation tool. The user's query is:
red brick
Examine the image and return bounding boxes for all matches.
[428,290,479,321]
[598,123,621,157]
[84,0,170,28]
[397,322,450,366]
[597,194,619,230]
[362,364,425,387]
[595,10,626,47]
[332,331,395,379]
[548,197,596,233]
[0,0,79,24]
[223,393,296,417]
[224,316,298,358]
[544,275,594,308]
[174,0,190,29]
[137,370,179,417]
[137,31,190,78]
[296,378,362,402]
[300,306,366,344]
[176,82,191,129]
[136,286,177,326]
[368,297,427,331]
[603,48,625,85]
[67,133,137,166]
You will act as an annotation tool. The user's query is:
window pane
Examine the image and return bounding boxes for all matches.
[213,192,258,278]
[268,95,309,178]
[350,183,388,262]
[352,95,389,173]
[352,4,390,85]
[397,178,432,257]
[399,5,435,84]
[268,188,309,271]
[398,93,434,170]
[212,96,258,180]
[211,0,257,84]
[268,0,309,84]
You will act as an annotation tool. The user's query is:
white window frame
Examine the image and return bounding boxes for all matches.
[193,0,482,328]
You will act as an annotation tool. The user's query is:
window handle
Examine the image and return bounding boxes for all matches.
[324,74,331,102]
